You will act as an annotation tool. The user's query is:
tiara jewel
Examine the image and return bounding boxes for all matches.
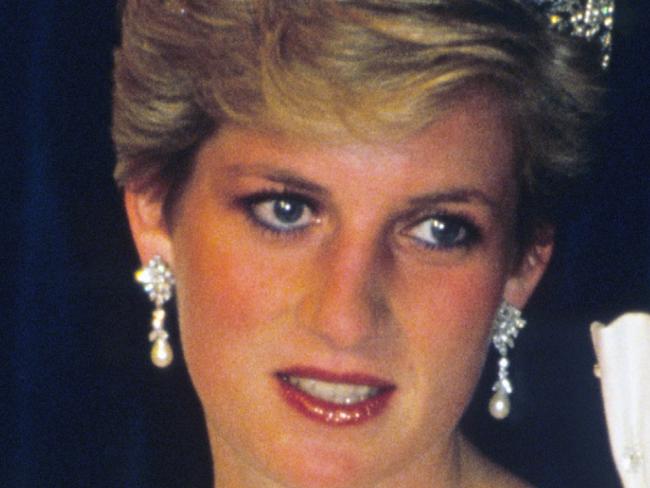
[531,0,615,68]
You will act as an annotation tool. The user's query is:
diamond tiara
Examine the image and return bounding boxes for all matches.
[531,0,615,68]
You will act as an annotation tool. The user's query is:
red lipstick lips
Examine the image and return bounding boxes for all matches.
[276,367,395,426]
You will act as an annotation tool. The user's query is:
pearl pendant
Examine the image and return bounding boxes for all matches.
[151,338,173,368]
[489,389,510,420]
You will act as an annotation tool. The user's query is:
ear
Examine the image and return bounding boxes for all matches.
[503,228,554,309]
[124,189,174,268]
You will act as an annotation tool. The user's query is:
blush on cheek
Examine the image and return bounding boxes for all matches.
[389,261,500,417]
[175,239,301,372]
[393,261,503,336]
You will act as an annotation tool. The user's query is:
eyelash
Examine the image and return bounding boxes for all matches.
[236,190,319,237]
[236,191,482,252]
[402,212,482,252]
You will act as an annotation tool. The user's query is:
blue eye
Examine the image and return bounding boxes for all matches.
[248,194,316,232]
[407,215,478,250]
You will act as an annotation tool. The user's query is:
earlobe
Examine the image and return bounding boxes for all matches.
[503,234,554,309]
[124,189,174,267]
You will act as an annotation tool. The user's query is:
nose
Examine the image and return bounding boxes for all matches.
[304,230,388,350]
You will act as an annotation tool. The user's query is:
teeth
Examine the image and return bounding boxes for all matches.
[286,376,380,405]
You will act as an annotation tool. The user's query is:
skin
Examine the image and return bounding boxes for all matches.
[127,93,550,488]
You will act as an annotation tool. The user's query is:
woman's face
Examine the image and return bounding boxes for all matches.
[128,94,550,488]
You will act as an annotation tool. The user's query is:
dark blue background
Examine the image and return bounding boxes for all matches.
[2,1,648,487]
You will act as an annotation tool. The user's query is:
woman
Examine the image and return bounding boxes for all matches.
[112,1,604,486]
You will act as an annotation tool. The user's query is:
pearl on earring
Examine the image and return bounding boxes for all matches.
[488,301,526,420]
[136,256,175,368]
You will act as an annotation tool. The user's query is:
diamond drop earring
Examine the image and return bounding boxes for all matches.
[135,256,175,368]
[488,301,526,420]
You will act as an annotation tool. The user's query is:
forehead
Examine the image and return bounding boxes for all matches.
[196,92,515,190]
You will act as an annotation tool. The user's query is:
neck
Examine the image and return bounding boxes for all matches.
[208,430,479,488]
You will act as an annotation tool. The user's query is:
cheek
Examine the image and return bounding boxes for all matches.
[391,252,509,412]
[394,248,508,337]
[429,274,499,339]
[172,220,306,379]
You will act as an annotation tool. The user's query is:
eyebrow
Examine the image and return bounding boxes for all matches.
[223,164,330,196]
[223,163,499,211]
[408,189,499,212]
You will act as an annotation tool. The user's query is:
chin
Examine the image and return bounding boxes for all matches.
[268,446,378,488]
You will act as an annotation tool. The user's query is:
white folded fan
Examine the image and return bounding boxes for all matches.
[591,313,650,488]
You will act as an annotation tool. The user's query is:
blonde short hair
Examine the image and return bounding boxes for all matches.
[112,0,603,241]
